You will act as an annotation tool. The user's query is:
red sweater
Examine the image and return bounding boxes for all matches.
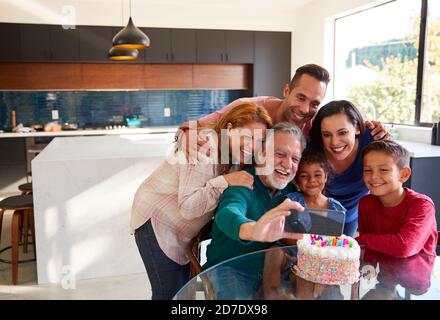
[356,188,438,258]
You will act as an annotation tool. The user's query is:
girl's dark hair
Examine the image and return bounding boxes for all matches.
[310,100,365,147]
[294,150,332,185]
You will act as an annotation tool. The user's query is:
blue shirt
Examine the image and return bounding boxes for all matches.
[286,192,346,211]
[286,192,346,232]
[307,129,373,223]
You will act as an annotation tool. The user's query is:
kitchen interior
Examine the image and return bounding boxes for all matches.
[1,0,440,300]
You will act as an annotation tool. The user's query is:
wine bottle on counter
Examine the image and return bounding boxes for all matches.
[11,110,17,129]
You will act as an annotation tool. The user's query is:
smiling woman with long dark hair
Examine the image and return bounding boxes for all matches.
[308,100,389,237]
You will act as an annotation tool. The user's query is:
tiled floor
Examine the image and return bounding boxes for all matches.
[0,208,152,300]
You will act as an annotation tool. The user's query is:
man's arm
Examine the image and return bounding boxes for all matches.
[365,120,391,141]
[238,198,304,242]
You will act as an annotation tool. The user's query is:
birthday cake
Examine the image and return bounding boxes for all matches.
[295,234,360,285]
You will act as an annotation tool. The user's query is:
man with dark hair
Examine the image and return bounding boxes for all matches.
[189,63,387,140]
[196,64,329,138]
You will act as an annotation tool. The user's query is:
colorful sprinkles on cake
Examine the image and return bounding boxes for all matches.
[295,234,360,285]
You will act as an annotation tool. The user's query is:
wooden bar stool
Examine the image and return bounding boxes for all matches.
[18,182,33,195]
[0,194,35,285]
[17,182,33,252]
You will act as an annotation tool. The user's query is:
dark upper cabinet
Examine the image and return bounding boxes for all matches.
[20,24,51,61]
[196,30,225,63]
[49,25,80,61]
[142,28,171,63]
[171,29,196,63]
[141,28,196,63]
[78,26,114,62]
[196,30,254,64]
[0,23,21,61]
[225,31,254,63]
[254,31,291,98]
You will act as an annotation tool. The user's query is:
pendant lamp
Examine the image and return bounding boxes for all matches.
[112,0,150,50]
[108,47,139,60]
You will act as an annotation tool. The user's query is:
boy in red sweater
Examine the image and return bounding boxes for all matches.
[356,140,437,258]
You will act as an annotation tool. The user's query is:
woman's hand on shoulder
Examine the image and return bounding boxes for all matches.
[223,170,254,189]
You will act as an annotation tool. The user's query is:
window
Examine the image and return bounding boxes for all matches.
[421,0,440,123]
[334,0,439,126]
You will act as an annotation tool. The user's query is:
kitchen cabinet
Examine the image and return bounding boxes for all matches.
[0,23,21,61]
[141,28,196,63]
[254,31,291,98]
[404,157,440,228]
[49,25,80,61]
[78,26,114,62]
[196,30,254,64]
[20,24,51,61]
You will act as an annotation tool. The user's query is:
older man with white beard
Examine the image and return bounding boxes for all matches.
[203,121,305,270]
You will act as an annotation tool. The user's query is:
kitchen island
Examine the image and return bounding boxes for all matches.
[32,132,176,284]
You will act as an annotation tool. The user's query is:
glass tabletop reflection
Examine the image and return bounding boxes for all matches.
[174,245,440,300]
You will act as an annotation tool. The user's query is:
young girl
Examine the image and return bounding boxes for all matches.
[287,150,345,212]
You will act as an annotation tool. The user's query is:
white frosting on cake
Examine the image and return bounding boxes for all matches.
[297,234,361,259]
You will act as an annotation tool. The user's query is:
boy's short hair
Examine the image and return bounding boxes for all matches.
[362,140,410,169]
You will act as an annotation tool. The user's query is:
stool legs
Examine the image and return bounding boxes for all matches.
[23,211,29,253]
[30,211,36,257]
[11,210,21,285]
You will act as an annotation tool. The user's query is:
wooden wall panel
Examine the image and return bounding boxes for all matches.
[24,63,82,89]
[193,64,249,89]
[144,64,192,89]
[81,64,144,89]
[0,63,25,89]
[0,62,250,90]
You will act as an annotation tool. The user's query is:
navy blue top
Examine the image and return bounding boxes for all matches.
[306,129,373,223]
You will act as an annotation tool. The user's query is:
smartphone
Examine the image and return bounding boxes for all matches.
[284,208,346,236]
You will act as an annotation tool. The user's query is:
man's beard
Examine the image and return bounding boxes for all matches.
[265,167,294,190]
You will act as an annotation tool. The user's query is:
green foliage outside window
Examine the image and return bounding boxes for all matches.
[346,15,440,124]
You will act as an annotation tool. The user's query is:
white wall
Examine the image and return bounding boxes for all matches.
[0,0,299,31]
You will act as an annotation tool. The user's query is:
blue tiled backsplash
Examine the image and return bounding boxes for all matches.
[0,90,245,131]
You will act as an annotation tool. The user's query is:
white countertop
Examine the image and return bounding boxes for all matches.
[396,140,440,158]
[35,133,177,161]
[0,126,178,138]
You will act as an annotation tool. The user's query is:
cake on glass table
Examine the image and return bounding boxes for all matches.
[294,234,361,285]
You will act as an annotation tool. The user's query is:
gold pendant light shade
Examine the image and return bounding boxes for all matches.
[112,17,150,50]
[108,47,139,60]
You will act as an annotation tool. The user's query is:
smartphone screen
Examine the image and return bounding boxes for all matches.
[284,208,346,236]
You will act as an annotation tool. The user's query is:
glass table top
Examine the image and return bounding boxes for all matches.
[174,245,440,300]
